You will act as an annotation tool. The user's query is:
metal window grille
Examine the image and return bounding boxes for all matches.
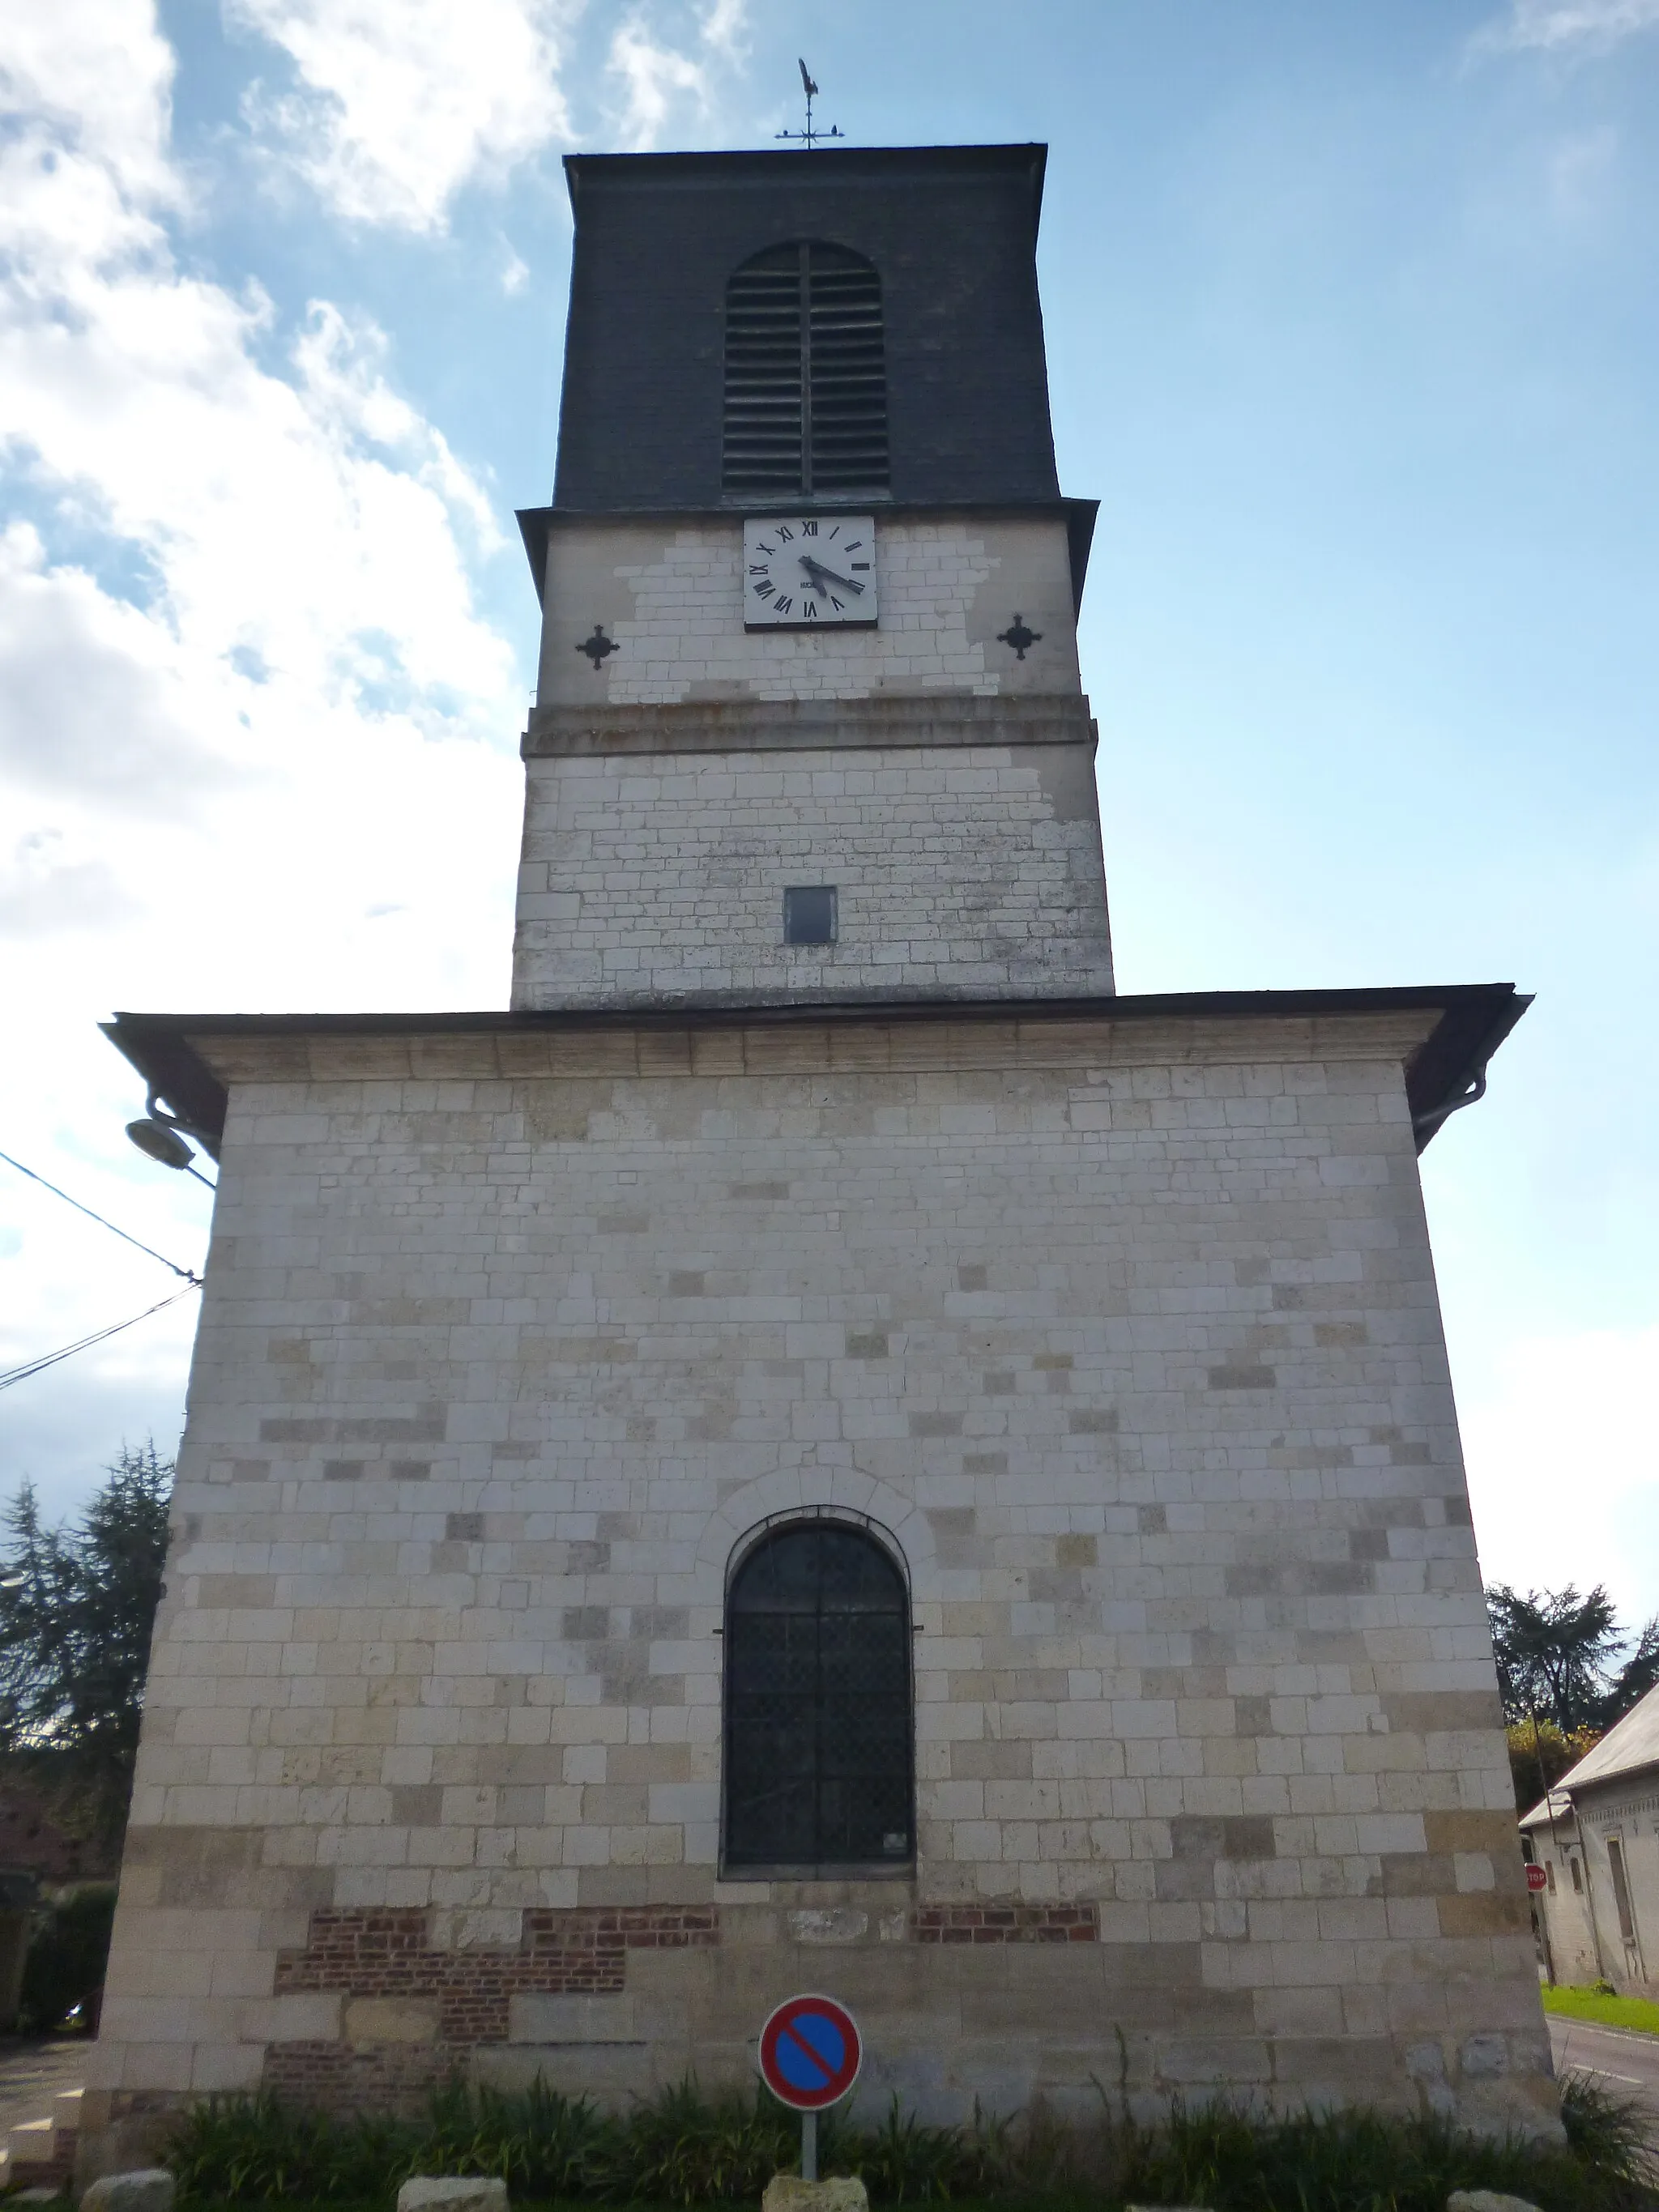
[723,242,889,498]
[723,1522,913,1870]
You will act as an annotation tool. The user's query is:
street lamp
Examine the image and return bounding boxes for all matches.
[124,1092,216,1190]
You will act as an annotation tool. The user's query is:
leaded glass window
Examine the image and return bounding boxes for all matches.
[723,1522,913,1870]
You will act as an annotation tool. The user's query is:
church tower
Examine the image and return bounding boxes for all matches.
[87,143,1553,2167]
[513,147,1112,1010]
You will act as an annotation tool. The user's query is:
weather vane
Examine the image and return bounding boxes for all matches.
[777,59,842,149]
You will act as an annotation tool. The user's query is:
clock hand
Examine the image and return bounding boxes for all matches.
[798,554,864,596]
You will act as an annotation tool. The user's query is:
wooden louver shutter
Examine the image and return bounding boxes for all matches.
[723,242,889,497]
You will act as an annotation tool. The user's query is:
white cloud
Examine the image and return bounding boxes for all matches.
[227,0,578,232]
[697,0,748,62]
[1482,0,1659,49]
[0,0,525,1502]
[599,1,747,151]
[1461,1323,1659,1630]
[606,15,710,151]
[0,0,179,214]
[218,0,753,229]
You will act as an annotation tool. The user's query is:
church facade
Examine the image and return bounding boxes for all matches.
[87,145,1554,2163]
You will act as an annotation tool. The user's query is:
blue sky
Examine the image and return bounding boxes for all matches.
[2,0,1655,1629]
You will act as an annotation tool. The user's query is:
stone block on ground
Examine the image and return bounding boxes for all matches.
[396,2179,510,2212]
[79,2170,177,2212]
[761,2176,869,2212]
[1447,2194,1542,2212]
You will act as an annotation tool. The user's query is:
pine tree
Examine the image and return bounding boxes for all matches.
[0,1443,173,1846]
[1597,1615,1659,1729]
[1486,1583,1623,1734]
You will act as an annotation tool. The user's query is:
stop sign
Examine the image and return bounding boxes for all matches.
[1526,1863,1548,1893]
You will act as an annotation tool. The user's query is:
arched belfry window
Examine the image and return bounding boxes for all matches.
[722,243,889,499]
[724,1521,913,1870]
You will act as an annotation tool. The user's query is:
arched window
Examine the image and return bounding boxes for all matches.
[722,242,889,499]
[724,1520,912,1870]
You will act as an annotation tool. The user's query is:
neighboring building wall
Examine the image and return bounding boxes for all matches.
[1523,1812,1601,1986]
[0,1763,122,1885]
[84,1009,1553,2150]
[1574,1783,1659,1994]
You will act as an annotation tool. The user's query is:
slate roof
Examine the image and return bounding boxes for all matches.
[1519,1788,1576,1830]
[1550,1681,1659,1796]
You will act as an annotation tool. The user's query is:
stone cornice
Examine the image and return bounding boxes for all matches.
[521,693,1098,758]
[186,1006,1439,1088]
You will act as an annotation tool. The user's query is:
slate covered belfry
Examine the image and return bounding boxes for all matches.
[88,144,1555,2164]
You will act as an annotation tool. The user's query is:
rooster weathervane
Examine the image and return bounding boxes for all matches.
[777,59,843,148]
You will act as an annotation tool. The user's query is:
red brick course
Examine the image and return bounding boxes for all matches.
[263,2039,457,2116]
[910,1902,1098,1943]
[274,1904,719,2045]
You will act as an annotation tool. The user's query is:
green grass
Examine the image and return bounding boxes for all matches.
[1546,1984,1659,2036]
[155,2072,1659,2212]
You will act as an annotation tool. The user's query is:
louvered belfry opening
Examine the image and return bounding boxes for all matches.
[723,1522,913,1869]
[723,241,889,498]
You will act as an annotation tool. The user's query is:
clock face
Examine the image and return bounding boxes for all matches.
[743,515,878,629]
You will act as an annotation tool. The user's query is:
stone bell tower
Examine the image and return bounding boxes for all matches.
[511,146,1113,1008]
[86,139,1551,2166]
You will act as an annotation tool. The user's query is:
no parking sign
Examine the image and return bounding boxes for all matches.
[758,1993,862,2179]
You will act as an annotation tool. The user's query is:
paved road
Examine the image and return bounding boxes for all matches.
[0,2037,87,2140]
[1550,2014,1659,2112]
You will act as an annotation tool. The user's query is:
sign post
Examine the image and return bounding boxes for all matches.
[758,1993,863,2184]
[1525,1856,1555,1987]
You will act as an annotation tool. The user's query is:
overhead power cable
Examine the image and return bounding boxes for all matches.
[0,1284,200,1394]
[0,1148,202,1284]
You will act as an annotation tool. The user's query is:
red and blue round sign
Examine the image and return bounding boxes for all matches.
[758,1993,863,2111]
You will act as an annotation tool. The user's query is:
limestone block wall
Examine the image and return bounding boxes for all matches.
[511,737,1115,1008]
[85,1012,1553,2152]
[537,518,1081,708]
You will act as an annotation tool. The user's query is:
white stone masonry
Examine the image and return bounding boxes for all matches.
[538,519,1081,708]
[511,742,1114,1008]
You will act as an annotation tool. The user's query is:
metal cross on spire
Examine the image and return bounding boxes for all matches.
[777,59,843,149]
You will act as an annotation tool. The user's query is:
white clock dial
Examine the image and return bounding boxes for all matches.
[743,515,878,629]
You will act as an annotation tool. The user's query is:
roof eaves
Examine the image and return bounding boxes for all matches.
[101,982,1529,1161]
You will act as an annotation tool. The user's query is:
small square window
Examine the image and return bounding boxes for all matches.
[783,885,837,946]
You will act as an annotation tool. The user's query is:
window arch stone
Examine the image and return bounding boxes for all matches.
[723,1517,913,1872]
